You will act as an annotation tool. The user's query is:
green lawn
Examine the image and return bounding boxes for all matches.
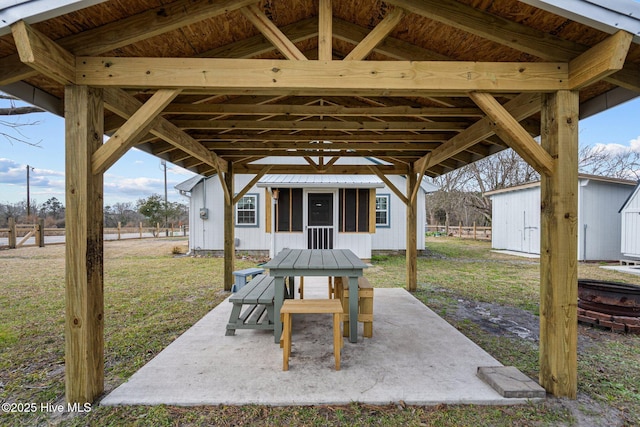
[0,237,638,426]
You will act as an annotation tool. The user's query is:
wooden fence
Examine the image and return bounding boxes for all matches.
[426,223,491,241]
[0,219,188,249]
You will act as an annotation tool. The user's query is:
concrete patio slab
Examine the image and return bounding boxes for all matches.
[100,278,544,407]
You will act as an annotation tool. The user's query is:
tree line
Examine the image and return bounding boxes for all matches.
[426,145,640,228]
[0,194,188,229]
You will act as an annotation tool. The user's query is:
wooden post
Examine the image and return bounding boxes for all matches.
[406,170,417,292]
[473,222,477,240]
[117,222,121,240]
[64,85,104,404]
[171,223,174,236]
[224,162,235,292]
[539,90,578,398]
[458,221,462,238]
[139,222,142,238]
[36,218,45,247]
[8,217,16,249]
[156,222,160,237]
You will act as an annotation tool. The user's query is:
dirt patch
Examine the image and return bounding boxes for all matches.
[441,296,629,427]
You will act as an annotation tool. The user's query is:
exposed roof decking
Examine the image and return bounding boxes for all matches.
[1,0,638,178]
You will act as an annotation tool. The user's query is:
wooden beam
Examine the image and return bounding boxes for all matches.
[76,58,568,93]
[469,92,553,176]
[103,88,227,173]
[1,0,258,86]
[162,103,483,117]
[416,93,541,172]
[237,163,407,175]
[223,162,235,292]
[406,170,418,292]
[241,4,307,60]
[198,133,451,143]
[411,154,429,204]
[367,165,409,205]
[174,119,468,132]
[568,30,632,90]
[204,141,440,151]
[539,90,579,398]
[64,85,104,404]
[344,7,405,61]
[333,18,449,61]
[385,0,637,91]
[11,20,75,85]
[217,168,231,205]
[318,0,332,61]
[233,166,273,205]
[386,0,585,61]
[93,90,181,175]
[198,17,317,59]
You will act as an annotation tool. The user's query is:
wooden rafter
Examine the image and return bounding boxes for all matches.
[344,7,405,60]
[161,103,483,117]
[103,89,227,173]
[385,0,638,92]
[0,0,259,86]
[415,93,541,174]
[241,4,307,60]
[469,92,553,177]
[318,0,332,61]
[367,165,409,205]
[93,89,181,174]
[568,30,632,89]
[173,119,469,132]
[233,166,274,205]
[11,20,75,85]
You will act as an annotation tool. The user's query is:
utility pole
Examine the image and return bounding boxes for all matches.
[26,165,34,218]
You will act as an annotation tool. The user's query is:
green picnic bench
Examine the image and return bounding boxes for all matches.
[231,267,265,293]
[226,274,276,336]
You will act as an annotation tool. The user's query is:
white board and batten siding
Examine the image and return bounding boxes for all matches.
[487,175,636,261]
[621,183,640,259]
[490,184,541,254]
[178,173,431,259]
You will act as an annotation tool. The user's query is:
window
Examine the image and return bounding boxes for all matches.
[375,194,390,227]
[276,188,303,232]
[338,188,370,233]
[236,194,258,227]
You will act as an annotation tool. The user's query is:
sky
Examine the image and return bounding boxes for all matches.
[1,95,639,207]
[0,99,197,207]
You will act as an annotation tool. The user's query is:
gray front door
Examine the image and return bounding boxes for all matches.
[307,193,333,249]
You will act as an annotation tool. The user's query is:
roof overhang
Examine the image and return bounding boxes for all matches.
[0,0,106,36]
[520,0,640,43]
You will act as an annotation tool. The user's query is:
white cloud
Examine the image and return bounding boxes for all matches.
[630,137,640,153]
[592,142,629,156]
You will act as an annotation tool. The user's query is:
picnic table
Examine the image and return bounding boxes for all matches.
[262,249,367,344]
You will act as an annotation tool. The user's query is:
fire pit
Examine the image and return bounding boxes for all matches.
[578,279,640,333]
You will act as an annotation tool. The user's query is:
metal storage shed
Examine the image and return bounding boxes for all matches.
[487,175,637,261]
[621,182,640,259]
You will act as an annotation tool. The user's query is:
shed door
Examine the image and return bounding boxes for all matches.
[307,193,334,249]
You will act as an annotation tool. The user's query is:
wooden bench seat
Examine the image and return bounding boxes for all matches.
[280,299,344,371]
[226,274,275,336]
[334,276,374,338]
[231,267,265,293]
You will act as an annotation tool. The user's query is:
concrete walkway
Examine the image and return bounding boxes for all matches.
[101,278,542,407]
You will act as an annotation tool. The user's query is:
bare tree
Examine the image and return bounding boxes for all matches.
[0,92,44,146]
[578,144,640,180]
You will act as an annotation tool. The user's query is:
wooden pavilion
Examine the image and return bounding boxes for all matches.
[1,0,639,404]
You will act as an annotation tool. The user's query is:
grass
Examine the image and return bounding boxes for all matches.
[0,236,639,425]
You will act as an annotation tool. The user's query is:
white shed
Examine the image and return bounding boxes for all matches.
[177,162,438,259]
[620,182,640,260]
[486,175,637,261]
